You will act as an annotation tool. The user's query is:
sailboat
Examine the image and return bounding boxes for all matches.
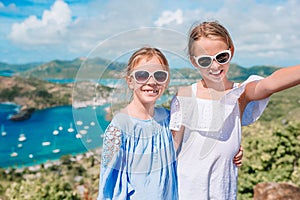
[76,120,83,126]
[10,151,18,157]
[67,123,75,133]
[1,124,7,136]
[42,141,51,146]
[18,133,27,142]
[86,138,92,143]
[58,125,63,131]
[52,129,59,135]
[79,129,87,135]
[10,147,18,157]
[90,121,96,126]
[52,148,60,154]
[52,139,60,154]
[42,137,51,146]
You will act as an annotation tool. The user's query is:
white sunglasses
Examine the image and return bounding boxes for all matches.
[193,50,231,68]
[130,70,169,84]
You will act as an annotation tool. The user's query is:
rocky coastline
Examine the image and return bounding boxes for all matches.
[9,106,35,121]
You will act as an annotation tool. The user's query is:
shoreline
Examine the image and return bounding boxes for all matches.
[3,147,103,171]
[9,107,35,121]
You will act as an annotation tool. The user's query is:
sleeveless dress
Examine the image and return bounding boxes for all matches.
[98,107,178,200]
[169,75,269,200]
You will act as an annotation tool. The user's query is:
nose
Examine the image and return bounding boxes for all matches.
[209,59,220,69]
[146,75,156,85]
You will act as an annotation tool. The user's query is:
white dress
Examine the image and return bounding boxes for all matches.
[170,75,269,200]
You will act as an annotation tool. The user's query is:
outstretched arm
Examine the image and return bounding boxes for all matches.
[245,65,300,102]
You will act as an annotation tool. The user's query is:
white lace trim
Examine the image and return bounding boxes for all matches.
[170,75,269,135]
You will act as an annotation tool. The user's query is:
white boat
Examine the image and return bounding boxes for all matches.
[18,133,27,142]
[18,143,23,148]
[67,123,75,133]
[52,130,59,135]
[79,130,87,135]
[42,141,51,146]
[76,133,82,139]
[76,120,83,126]
[86,139,92,143]
[52,140,60,154]
[29,154,34,159]
[90,121,96,126]
[10,152,18,157]
[52,149,60,154]
[1,124,7,136]
[58,126,63,131]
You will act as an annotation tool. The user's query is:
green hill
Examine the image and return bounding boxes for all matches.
[0,58,280,82]
[18,57,127,79]
[0,62,41,76]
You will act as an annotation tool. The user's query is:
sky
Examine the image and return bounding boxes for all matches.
[1,0,300,68]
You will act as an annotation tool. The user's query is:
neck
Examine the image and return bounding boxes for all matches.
[199,78,234,100]
[201,78,232,91]
[125,99,155,120]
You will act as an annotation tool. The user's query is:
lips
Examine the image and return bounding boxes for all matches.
[209,69,223,75]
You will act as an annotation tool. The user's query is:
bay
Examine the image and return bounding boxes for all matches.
[0,104,110,168]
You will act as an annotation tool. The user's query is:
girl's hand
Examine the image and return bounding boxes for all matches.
[233,145,243,167]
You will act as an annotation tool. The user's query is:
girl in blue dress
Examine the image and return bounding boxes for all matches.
[97,47,178,200]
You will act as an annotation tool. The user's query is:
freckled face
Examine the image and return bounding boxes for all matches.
[127,56,167,106]
[191,38,231,83]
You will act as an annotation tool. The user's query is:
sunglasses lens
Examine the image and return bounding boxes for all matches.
[197,57,212,68]
[154,71,168,83]
[216,52,230,64]
[134,71,149,83]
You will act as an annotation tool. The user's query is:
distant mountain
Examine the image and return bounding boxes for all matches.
[171,63,280,81]
[0,62,42,76]
[17,57,127,79]
[1,58,281,81]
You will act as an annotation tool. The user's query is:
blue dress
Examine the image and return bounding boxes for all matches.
[97,107,178,200]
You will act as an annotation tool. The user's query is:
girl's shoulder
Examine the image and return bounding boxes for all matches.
[177,84,194,97]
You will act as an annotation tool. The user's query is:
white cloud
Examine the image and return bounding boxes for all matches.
[8,0,72,45]
[154,9,183,27]
[0,2,16,10]
[183,0,300,67]
[3,0,300,66]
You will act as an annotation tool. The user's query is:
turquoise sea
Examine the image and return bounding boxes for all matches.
[0,103,110,168]
[0,76,183,169]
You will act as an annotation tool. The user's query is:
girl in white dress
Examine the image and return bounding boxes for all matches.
[170,21,300,200]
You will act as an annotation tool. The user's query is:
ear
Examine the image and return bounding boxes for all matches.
[126,75,134,89]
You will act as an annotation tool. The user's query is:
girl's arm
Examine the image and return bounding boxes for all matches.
[172,126,185,155]
[98,125,125,199]
[245,65,300,102]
